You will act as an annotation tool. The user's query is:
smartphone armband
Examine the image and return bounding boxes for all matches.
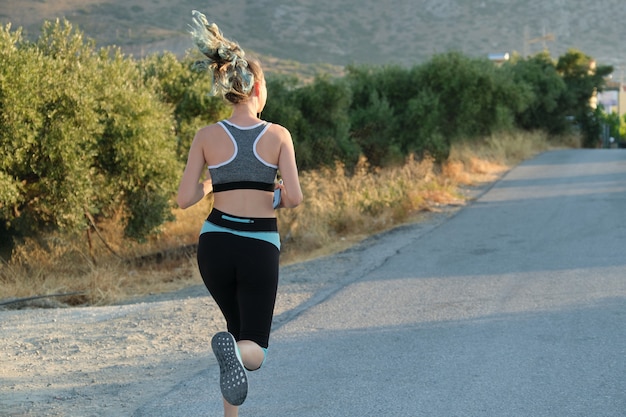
[273,188,282,209]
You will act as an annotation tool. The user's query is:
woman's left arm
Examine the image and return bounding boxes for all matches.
[177,132,212,209]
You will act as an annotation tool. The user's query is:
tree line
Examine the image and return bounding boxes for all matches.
[0,19,614,254]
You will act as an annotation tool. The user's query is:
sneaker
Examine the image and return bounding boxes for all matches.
[211,331,248,406]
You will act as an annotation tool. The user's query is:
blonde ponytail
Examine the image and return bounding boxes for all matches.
[189,10,259,104]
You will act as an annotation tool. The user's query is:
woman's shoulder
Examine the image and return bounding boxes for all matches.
[265,122,292,139]
[190,123,232,152]
[195,122,227,138]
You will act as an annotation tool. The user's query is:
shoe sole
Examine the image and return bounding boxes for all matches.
[211,332,248,406]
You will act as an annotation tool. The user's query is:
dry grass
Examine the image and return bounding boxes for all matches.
[0,131,577,307]
[276,155,459,262]
[444,130,552,185]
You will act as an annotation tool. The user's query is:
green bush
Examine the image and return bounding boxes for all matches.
[265,74,358,170]
[0,21,104,237]
[508,52,568,134]
[0,20,180,247]
[410,53,525,144]
[294,75,357,169]
[346,65,412,166]
[346,54,530,163]
[556,49,612,148]
[94,48,179,239]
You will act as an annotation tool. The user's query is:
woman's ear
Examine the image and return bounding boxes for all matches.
[253,81,261,97]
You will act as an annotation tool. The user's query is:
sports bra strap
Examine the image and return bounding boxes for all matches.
[212,181,274,193]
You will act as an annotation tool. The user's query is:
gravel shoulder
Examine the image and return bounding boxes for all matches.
[1,270,336,417]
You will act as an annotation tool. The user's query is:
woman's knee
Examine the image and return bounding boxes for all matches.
[237,340,267,371]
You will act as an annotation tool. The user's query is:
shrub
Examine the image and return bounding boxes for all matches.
[0,20,180,250]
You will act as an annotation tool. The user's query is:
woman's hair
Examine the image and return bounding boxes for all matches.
[189,10,262,104]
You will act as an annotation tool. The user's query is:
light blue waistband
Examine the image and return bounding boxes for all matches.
[200,221,281,250]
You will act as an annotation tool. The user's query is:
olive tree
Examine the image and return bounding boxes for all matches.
[0,20,180,250]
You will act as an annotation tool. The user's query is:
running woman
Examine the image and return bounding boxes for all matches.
[177,10,303,417]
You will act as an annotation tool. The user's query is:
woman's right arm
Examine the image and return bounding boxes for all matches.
[276,127,303,208]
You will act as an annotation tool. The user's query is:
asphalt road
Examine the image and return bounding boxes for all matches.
[135,149,626,417]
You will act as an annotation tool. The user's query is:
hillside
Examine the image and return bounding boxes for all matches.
[1,0,625,70]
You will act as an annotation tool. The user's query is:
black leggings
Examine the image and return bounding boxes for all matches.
[197,209,280,348]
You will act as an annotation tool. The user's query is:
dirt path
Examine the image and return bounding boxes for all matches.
[0,277,324,417]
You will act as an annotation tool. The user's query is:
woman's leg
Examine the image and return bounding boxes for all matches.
[219,238,276,414]
[223,397,238,417]
[219,341,265,417]
[235,238,280,348]
[238,340,266,371]
[222,340,265,417]
[198,233,247,340]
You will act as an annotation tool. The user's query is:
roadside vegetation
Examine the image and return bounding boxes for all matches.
[0,19,613,307]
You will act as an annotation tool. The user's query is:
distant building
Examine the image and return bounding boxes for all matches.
[597,80,626,119]
[596,80,626,147]
[488,53,510,65]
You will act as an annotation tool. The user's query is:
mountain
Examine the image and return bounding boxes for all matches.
[1,0,625,71]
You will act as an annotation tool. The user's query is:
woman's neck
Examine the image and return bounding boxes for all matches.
[228,103,260,125]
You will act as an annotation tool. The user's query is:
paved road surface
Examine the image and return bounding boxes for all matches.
[135,149,626,417]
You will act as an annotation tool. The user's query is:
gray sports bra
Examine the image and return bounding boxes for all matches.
[208,120,278,193]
